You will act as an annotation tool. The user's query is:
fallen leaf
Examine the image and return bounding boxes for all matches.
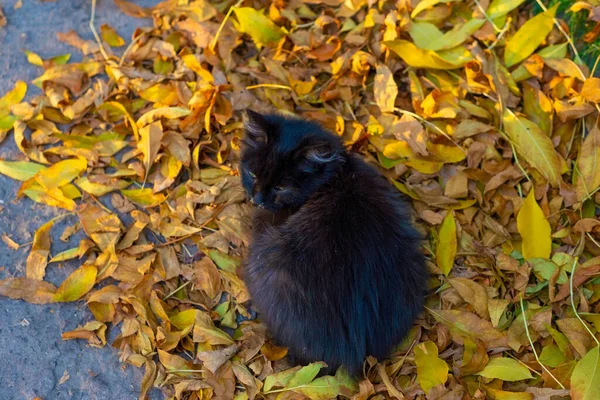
[476,357,533,381]
[414,341,448,393]
[517,190,552,260]
[53,265,98,302]
[504,5,558,67]
[436,212,457,276]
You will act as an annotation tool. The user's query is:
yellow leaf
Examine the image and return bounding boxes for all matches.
[182,54,214,83]
[374,65,398,113]
[405,158,444,174]
[233,7,285,49]
[487,0,527,19]
[517,191,551,259]
[414,341,449,393]
[138,83,180,106]
[384,40,472,69]
[411,0,460,18]
[99,101,139,141]
[53,264,98,302]
[581,77,600,102]
[24,50,44,66]
[100,24,126,47]
[504,5,558,68]
[575,125,600,201]
[136,107,191,128]
[428,143,466,163]
[75,176,130,196]
[0,80,27,118]
[21,183,78,211]
[121,188,166,207]
[436,211,457,276]
[502,110,562,187]
[32,158,87,190]
[138,121,164,181]
[26,219,54,281]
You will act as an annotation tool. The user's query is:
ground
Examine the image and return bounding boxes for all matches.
[0,1,162,398]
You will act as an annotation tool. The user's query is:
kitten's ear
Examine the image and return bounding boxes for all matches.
[244,110,269,145]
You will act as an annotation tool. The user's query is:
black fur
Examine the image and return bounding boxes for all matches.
[240,111,427,376]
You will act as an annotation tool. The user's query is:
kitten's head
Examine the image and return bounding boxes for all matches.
[240,110,345,211]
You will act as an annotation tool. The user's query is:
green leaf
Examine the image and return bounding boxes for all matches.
[436,212,457,276]
[539,344,567,368]
[487,0,527,19]
[570,346,600,400]
[53,265,98,302]
[426,19,486,51]
[504,5,558,67]
[529,258,567,284]
[414,341,448,393]
[208,250,241,273]
[263,366,303,392]
[502,110,562,187]
[49,247,80,263]
[0,160,46,181]
[517,191,552,260]
[288,363,325,387]
[0,81,27,117]
[233,7,285,48]
[100,24,126,47]
[476,357,533,381]
[384,40,472,69]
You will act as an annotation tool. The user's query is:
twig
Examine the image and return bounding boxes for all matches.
[473,0,501,32]
[570,257,600,346]
[162,280,192,301]
[119,34,143,66]
[209,0,243,52]
[89,0,110,62]
[507,138,532,184]
[487,18,511,50]
[246,84,292,91]
[519,295,566,389]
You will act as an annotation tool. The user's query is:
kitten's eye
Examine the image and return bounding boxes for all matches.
[248,171,256,179]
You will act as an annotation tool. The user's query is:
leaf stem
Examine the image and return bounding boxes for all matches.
[570,257,600,346]
[519,295,566,389]
[89,0,111,62]
[163,280,191,301]
[246,84,292,91]
[209,0,243,52]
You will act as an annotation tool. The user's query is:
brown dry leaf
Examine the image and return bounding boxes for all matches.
[0,278,57,304]
[25,219,54,280]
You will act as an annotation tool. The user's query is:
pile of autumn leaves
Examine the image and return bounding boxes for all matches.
[1,0,600,398]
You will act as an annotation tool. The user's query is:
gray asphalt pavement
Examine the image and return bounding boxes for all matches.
[0,1,162,399]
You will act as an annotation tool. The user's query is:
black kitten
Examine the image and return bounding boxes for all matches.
[240,111,427,376]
